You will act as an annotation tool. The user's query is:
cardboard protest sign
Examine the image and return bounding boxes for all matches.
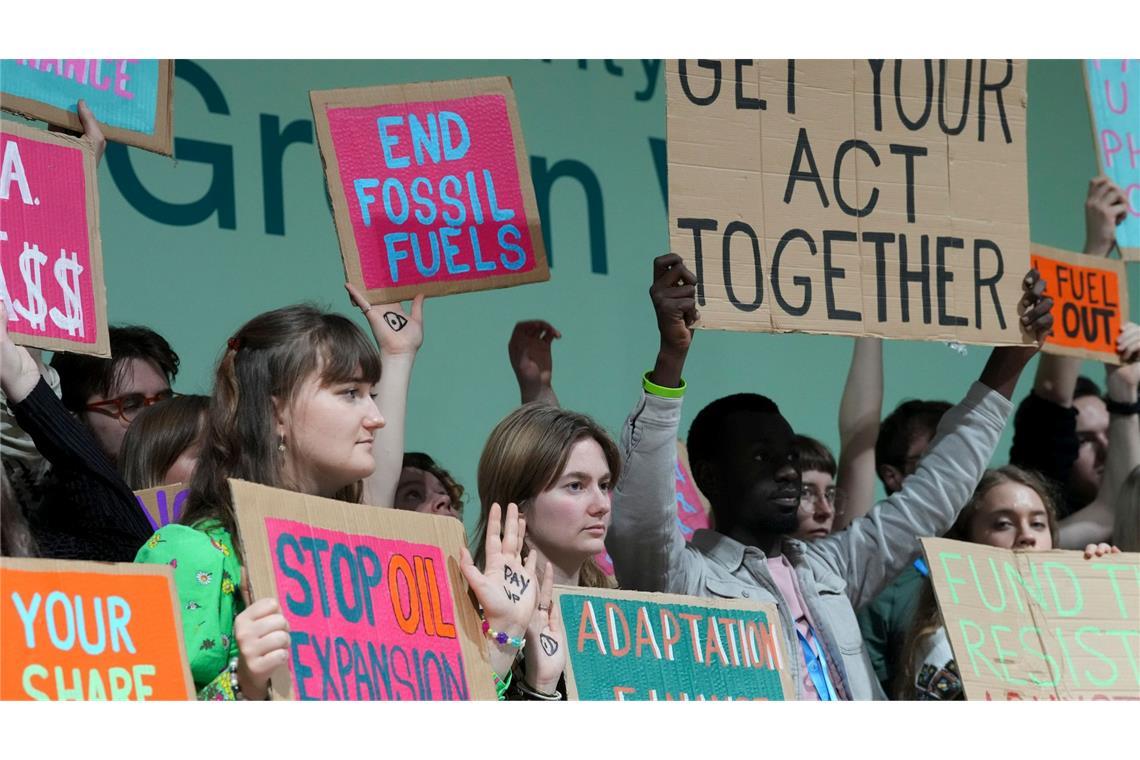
[134,483,190,532]
[229,479,495,700]
[0,558,195,700]
[1,59,174,156]
[311,76,549,303]
[553,585,794,701]
[1084,60,1139,260]
[1031,244,1129,364]
[922,538,1140,701]
[595,440,711,576]
[667,59,1032,346]
[0,121,109,356]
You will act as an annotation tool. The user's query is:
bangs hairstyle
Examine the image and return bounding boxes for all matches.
[182,304,381,550]
[474,403,621,588]
[120,394,211,490]
[403,452,465,514]
[52,325,179,412]
[794,435,836,477]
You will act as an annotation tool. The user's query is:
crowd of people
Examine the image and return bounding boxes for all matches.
[2,103,1137,702]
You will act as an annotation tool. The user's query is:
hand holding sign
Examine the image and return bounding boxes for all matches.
[524,561,567,695]
[460,502,538,677]
[649,253,699,389]
[1084,177,1130,255]
[233,596,291,701]
[1106,322,1140,399]
[47,100,106,167]
[0,302,41,404]
[345,281,424,358]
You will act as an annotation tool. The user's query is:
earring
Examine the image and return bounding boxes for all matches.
[277,436,286,453]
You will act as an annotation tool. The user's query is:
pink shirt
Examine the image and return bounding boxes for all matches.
[766,555,845,700]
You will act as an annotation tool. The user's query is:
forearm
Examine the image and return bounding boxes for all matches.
[1,339,42,404]
[519,382,559,407]
[836,338,883,528]
[1100,375,1140,518]
[980,345,1038,401]
[1032,354,1082,406]
[608,389,689,593]
[362,353,415,507]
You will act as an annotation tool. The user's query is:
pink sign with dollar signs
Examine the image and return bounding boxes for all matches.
[0,123,107,355]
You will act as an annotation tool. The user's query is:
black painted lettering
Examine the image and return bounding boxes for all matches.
[935,237,968,326]
[787,59,797,114]
[784,128,829,208]
[867,59,887,131]
[722,221,764,312]
[822,230,862,322]
[889,144,928,223]
[734,60,765,110]
[678,59,722,106]
[833,140,881,217]
[771,228,816,316]
[863,231,896,322]
[677,217,718,306]
[978,59,1014,144]
[898,233,932,324]
[894,60,934,131]
[937,59,973,135]
[1061,302,1081,338]
[973,239,1007,330]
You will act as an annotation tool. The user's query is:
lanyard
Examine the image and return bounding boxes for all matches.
[797,628,839,701]
[914,557,929,577]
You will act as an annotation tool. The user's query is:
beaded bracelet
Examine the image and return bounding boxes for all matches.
[228,657,247,701]
[482,619,526,650]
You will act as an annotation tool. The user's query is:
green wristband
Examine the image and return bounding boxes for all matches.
[642,371,686,399]
[494,669,513,701]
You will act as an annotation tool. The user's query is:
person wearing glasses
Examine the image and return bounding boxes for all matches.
[0,305,154,561]
[50,324,180,463]
[790,435,845,541]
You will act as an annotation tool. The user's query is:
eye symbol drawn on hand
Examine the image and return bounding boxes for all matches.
[540,633,559,656]
[384,312,408,332]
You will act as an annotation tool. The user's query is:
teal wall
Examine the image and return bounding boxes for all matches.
[6,60,1137,534]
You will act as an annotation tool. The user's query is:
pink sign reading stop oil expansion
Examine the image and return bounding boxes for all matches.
[0,129,100,348]
[264,517,471,701]
[326,94,537,291]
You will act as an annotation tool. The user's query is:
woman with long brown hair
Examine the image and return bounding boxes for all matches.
[896,465,1118,700]
[136,302,536,700]
[472,402,622,699]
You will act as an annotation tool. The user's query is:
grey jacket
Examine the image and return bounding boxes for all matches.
[606,381,1013,700]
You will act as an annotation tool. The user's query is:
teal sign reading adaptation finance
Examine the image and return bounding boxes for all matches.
[556,587,793,701]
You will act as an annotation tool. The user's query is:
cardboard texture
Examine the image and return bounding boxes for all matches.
[311,76,549,304]
[1031,244,1130,364]
[1,59,174,156]
[921,538,1140,701]
[0,557,195,700]
[596,440,711,576]
[228,479,496,700]
[0,120,109,356]
[667,59,1032,346]
[553,585,794,701]
[133,483,190,532]
[1083,60,1139,260]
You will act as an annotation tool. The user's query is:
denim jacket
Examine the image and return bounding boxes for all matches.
[606,381,1012,700]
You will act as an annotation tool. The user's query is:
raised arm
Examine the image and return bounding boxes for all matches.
[608,253,701,593]
[834,337,883,530]
[812,270,1054,608]
[508,320,561,406]
[1060,323,1140,547]
[346,284,424,508]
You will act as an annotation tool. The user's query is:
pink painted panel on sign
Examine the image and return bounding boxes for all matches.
[326,94,536,290]
[0,134,97,344]
[264,517,471,700]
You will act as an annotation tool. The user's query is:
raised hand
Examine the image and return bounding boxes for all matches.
[1083,176,1128,255]
[233,597,290,700]
[508,320,561,405]
[523,561,567,695]
[648,253,699,388]
[47,99,106,166]
[345,282,424,358]
[461,502,538,637]
[1018,269,1055,344]
[1106,322,1140,400]
[0,302,41,403]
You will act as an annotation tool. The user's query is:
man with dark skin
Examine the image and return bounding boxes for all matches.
[608,253,1054,700]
